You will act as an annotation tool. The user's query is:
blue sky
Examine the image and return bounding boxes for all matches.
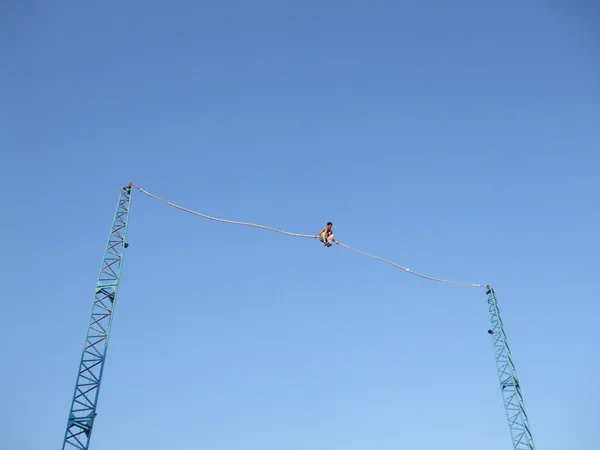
[2,1,599,449]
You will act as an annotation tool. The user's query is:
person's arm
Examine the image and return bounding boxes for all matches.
[315,227,326,237]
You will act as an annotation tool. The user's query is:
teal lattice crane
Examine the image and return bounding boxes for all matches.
[62,185,133,450]
[486,286,536,450]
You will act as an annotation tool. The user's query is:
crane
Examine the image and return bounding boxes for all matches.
[486,287,536,449]
[61,184,536,449]
[62,185,133,450]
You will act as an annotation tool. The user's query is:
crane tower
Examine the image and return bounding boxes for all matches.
[62,185,132,450]
[487,287,536,449]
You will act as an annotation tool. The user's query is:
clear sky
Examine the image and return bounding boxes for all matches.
[2,1,599,449]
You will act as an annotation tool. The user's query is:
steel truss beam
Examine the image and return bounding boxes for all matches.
[487,286,536,450]
[62,185,133,450]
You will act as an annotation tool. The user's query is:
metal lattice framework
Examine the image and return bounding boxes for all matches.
[487,287,536,450]
[60,183,537,449]
[62,185,133,450]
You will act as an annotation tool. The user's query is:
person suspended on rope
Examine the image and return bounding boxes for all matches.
[316,222,335,247]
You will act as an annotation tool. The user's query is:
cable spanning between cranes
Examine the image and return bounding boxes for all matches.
[61,183,536,450]
[135,185,485,289]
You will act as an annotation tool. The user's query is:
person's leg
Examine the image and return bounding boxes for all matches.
[320,231,327,243]
[327,233,335,244]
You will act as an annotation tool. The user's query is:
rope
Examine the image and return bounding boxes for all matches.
[137,187,315,238]
[134,185,485,289]
[336,242,483,288]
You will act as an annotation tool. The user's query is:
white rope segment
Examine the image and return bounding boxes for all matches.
[134,185,485,288]
[137,187,315,238]
[336,242,484,287]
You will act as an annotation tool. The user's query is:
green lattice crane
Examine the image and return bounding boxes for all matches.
[486,286,536,449]
[61,185,132,449]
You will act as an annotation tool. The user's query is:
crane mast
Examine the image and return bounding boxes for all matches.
[486,286,536,449]
[62,185,133,450]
